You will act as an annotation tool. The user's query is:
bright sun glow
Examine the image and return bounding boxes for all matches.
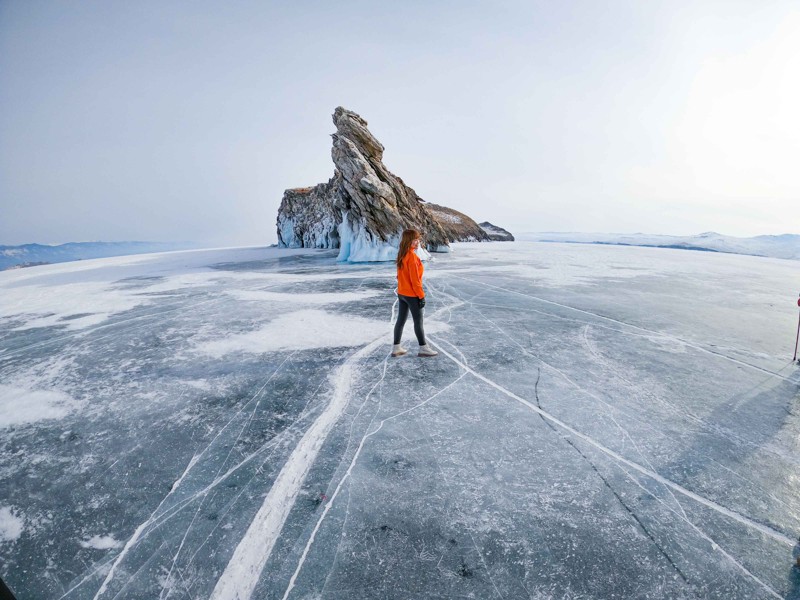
[626,12,800,235]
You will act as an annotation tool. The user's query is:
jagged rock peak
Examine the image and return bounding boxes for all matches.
[332,107,384,161]
[328,108,449,254]
[276,107,507,261]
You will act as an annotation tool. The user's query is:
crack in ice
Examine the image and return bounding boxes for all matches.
[92,453,200,599]
[448,274,798,383]
[429,338,796,549]
[282,370,469,599]
[209,336,386,600]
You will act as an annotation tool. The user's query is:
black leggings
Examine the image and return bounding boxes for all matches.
[393,294,426,345]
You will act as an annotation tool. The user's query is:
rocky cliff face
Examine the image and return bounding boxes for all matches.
[277,107,501,261]
[276,182,340,249]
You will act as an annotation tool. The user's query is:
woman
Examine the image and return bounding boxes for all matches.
[392,229,438,358]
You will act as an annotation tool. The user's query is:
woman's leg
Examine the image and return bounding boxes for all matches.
[393,296,409,344]
[406,297,426,345]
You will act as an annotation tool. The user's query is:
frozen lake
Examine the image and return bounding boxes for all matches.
[1,242,799,599]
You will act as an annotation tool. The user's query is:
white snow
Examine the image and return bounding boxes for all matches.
[0,281,148,331]
[80,535,122,550]
[196,303,451,358]
[0,247,317,287]
[0,385,82,428]
[0,506,24,542]
[196,310,390,357]
[0,246,319,330]
[428,210,462,224]
[225,290,379,304]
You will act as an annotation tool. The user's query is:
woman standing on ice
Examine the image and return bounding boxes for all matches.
[392,229,438,358]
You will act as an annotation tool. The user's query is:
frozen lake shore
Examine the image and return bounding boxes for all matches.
[1,242,799,599]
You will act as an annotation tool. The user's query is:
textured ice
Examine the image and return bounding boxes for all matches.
[518,231,800,261]
[1,242,799,599]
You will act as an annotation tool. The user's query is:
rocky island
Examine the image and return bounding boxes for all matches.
[276,107,511,261]
[479,222,515,241]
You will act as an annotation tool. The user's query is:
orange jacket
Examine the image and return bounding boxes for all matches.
[397,250,425,298]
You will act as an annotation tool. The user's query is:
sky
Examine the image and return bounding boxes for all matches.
[1,0,798,247]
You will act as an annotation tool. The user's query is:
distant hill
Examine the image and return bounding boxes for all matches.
[0,241,199,271]
[516,232,800,261]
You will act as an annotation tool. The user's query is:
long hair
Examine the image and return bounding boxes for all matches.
[396,229,420,269]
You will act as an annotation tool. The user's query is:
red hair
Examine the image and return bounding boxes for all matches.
[396,229,420,269]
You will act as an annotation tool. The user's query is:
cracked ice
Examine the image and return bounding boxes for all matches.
[1,242,799,599]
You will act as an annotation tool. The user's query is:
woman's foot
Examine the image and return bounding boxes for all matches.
[418,344,438,357]
[391,344,408,357]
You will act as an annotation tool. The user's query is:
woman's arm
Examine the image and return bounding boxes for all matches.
[409,256,425,298]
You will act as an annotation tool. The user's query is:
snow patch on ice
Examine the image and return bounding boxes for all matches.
[0,385,83,428]
[0,506,24,542]
[226,290,379,304]
[197,310,390,357]
[79,535,122,550]
[197,309,452,357]
[0,281,149,330]
[0,247,332,331]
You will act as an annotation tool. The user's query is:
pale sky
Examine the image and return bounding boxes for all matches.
[1,0,798,246]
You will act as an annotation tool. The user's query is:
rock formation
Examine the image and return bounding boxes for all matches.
[276,107,507,261]
[426,204,490,243]
[276,183,340,250]
[479,222,515,241]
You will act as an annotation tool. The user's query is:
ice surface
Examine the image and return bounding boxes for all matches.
[518,231,800,261]
[1,242,799,599]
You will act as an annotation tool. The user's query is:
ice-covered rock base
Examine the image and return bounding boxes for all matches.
[335,215,399,263]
